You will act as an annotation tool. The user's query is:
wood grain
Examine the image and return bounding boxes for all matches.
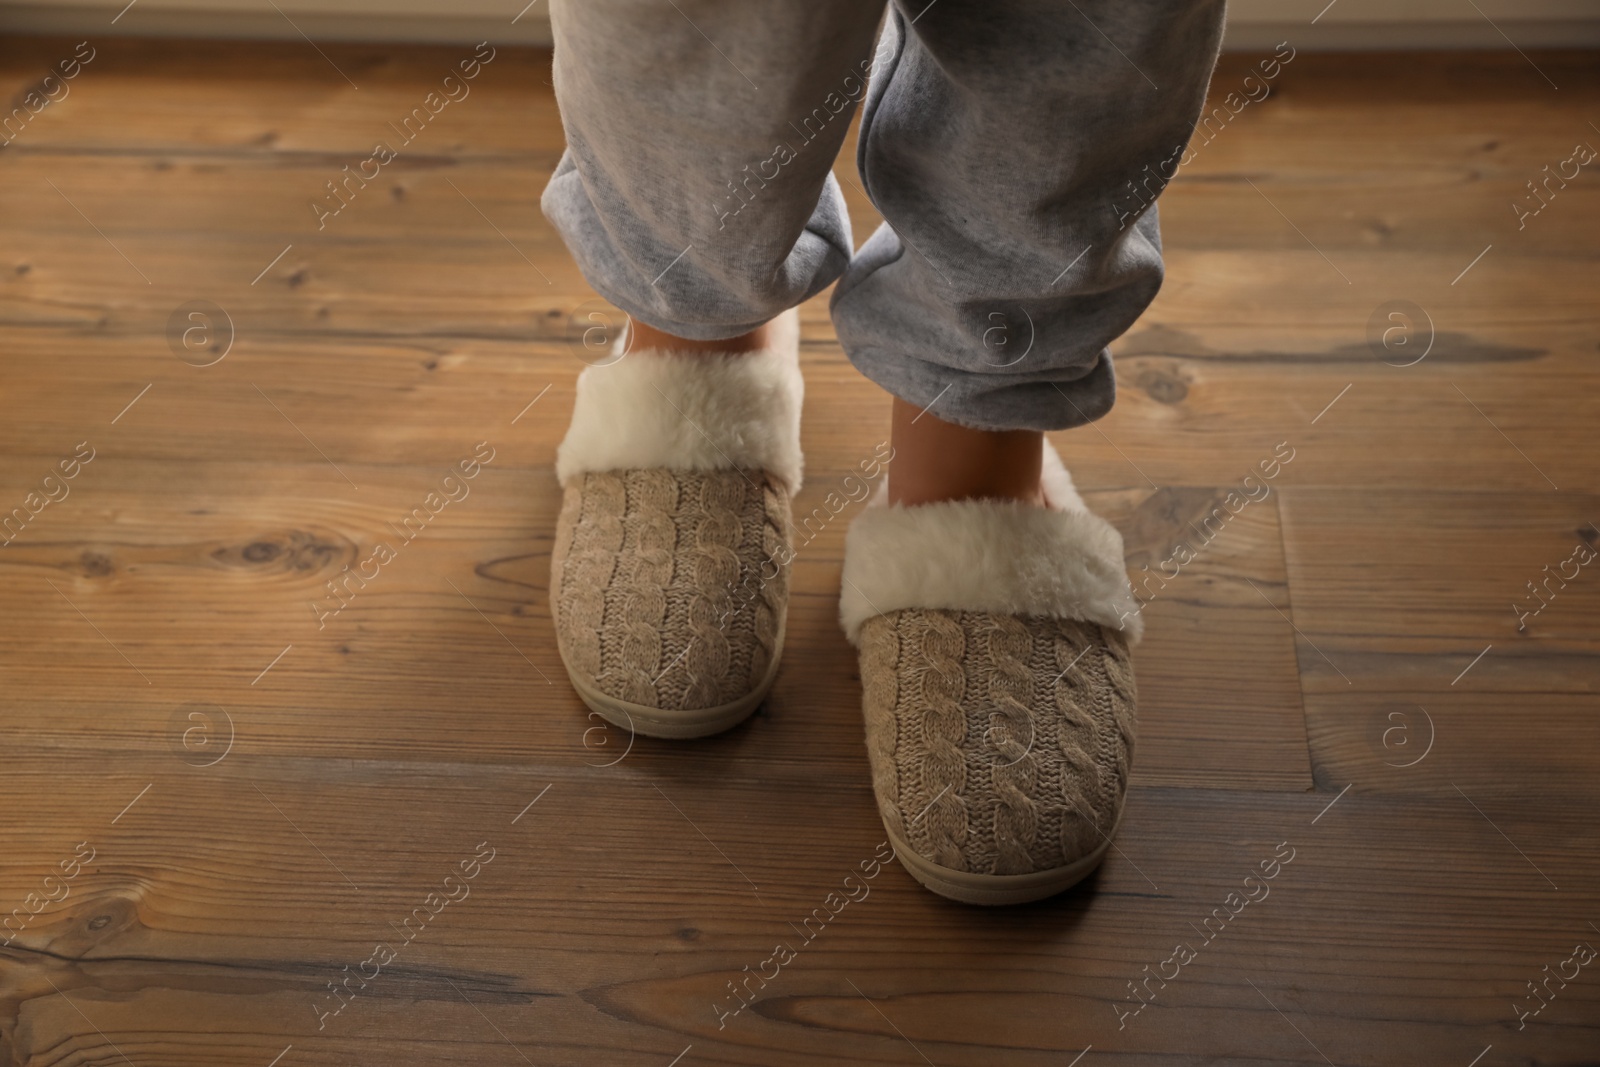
[1277,489,1600,693]
[2,770,1595,1066]
[1,37,1597,1067]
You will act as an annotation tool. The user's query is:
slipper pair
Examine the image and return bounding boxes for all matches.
[548,311,1142,905]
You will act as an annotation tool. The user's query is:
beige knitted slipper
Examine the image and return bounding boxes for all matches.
[840,443,1143,905]
[550,310,802,739]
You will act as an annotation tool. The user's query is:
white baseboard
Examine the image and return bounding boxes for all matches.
[0,0,1595,51]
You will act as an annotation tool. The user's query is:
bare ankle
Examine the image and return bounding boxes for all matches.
[626,318,773,356]
[887,397,1046,508]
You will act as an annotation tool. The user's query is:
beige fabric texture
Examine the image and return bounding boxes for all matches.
[859,609,1137,876]
[552,467,791,711]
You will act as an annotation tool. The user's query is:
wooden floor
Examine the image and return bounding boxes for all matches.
[1,35,1597,1067]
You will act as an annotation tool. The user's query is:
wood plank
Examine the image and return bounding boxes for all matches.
[1,291,1595,492]
[0,459,1312,791]
[1090,487,1311,790]
[0,36,560,155]
[4,130,1593,492]
[1304,692,1600,796]
[4,152,1594,325]
[2,33,1598,1067]
[2,773,1596,1065]
[1278,489,1600,693]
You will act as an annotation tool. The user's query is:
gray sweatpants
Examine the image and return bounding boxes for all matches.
[541,0,1225,431]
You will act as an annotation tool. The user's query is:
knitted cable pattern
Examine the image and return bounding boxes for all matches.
[748,481,789,690]
[855,609,1138,879]
[679,474,743,708]
[859,613,904,840]
[1054,622,1110,862]
[1091,628,1138,817]
[611,469,678,705]
[985,613,1040,875]
[1102,630,1138,742]
[552,467,793,713]
[556,472,625,682]
[915,609,970,871]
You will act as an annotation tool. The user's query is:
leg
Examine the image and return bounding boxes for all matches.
[543,2,887,735]
[626,318,772,357]
[836,0,1226,438]
[840,0,1224,904]
[541,0,887,340]
[888,397,1045,507]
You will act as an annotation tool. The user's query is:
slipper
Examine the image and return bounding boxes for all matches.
[840,443,1142,904]
[550,309,802,738]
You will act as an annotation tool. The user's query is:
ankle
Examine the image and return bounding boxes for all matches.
[887,397,1046,508]
[626,318,773,356]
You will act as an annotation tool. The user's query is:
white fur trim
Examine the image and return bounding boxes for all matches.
[555,309,804,493]
[839,442,1142,645]
[1039,440,1086,513]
